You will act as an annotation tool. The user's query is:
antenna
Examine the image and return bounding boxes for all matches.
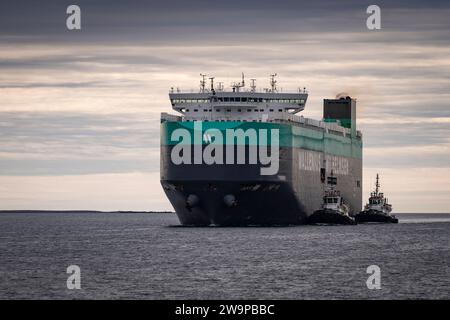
[270,73,277,92]
[250,79,256,92]
[209,77,215,93]
[200,73,207,93]
[231,73,245,92]
[375,173,380,195]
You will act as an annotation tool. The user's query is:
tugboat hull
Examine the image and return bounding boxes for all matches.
[307,209,357,225]
[355,210,398,223]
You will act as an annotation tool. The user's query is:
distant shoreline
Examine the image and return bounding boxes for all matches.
[0,211,449,215]
[0,210,175,214]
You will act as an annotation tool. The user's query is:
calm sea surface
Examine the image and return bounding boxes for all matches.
[0,212,449,299]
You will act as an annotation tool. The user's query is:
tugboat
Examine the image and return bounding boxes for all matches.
[355,174,398,223]
[307,174,357,225]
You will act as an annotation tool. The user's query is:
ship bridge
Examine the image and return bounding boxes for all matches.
[168,74,308,122]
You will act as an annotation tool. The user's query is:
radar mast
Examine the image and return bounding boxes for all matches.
[250,79,256,92]
[231,73,245,92]
[270,73,278,92]
[200,73,207,93]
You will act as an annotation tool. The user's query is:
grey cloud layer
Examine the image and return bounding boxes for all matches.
[0,112,160,175]
[1,0,450,44]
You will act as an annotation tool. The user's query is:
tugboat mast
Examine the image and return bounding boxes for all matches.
[375,173,380,195]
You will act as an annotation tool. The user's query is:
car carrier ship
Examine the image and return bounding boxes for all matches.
[160,74,363,226]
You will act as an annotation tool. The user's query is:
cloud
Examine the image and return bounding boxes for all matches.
[0,112,160,175]
[0,81,140,89]
[0,0,449,211]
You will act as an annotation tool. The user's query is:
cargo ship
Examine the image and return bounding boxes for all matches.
[160,74,363,226]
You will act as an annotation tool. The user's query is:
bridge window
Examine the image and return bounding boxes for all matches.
[269,109,274,112]
[224,97,229,102]
[242,97,247,102]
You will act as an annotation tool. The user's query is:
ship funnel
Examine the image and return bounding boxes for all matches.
[323,95,357,138]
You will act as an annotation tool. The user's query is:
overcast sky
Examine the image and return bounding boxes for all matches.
[0,0,449,212]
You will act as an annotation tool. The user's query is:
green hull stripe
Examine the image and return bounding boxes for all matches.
[161,121,362,159]
[323,118,352,129]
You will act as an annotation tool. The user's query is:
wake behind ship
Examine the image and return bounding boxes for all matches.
[160,74,362,226]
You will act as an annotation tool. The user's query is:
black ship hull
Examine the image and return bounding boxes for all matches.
[161,180,306,226]
[160,121,362,226]
[307,209,357,225]
[355,210,398,223]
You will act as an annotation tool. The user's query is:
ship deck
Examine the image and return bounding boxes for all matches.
[161,112,362,140]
